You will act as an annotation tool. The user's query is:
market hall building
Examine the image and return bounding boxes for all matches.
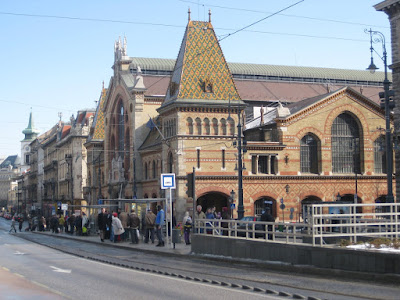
[87,12,393,221]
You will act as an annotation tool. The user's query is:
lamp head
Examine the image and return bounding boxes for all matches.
[367,58,379,74]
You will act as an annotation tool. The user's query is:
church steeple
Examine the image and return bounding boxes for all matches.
[22,110,39,142]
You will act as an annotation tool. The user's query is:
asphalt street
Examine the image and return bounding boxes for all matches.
[0,217,399,300]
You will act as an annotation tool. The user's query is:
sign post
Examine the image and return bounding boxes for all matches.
[161,173,176,247]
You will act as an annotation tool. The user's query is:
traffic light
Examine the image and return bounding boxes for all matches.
[379,90,395,110]
[186,172,194,198]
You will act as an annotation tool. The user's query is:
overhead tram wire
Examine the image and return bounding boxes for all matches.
[178,0,389,29]
[145,0,306,91]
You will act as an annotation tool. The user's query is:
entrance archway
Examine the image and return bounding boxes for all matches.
[254,197,276,218]
[375,195,387,214]
[341,194,362,213]
[197,192,228,214]
[301,196,322,223]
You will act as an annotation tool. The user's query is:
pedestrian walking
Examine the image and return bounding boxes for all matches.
[155,205,165,247]
[50,215,59,233]
[128,209,140,244]
[9,217,17,233]
[111,212,124,243]
[205,207,215,234]
[183,211,192,245]
[119,210,129,241]
[39,216,46,232]
[98,208,108,242]
[195,205,206,233]
[144,209,156,243]
[82,212,89,236]
[59,215,65,233]
[68,213,75,235]
[221,207,230,236]
[18,215,24,232]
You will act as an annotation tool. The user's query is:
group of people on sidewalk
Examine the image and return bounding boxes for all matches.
[97,205,167,246]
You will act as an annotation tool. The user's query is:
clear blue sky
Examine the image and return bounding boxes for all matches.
[0,0,391,158]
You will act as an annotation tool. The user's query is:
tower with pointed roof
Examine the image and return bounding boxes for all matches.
[21,110,40,172]
[142,12,246,217]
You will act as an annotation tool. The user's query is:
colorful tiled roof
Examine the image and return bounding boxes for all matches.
[92,88,106,140]
[164,20,241,104]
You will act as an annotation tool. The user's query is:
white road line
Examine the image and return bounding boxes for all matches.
[50,266,71,273]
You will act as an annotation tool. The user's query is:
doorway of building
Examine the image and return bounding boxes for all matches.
[196,192,228,214]
[254,197,276,218]
[301,196,322,223]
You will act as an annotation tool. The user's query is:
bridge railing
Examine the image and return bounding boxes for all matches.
[193,203,400,247]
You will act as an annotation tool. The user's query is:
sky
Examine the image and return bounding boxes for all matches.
[0,0,392,158]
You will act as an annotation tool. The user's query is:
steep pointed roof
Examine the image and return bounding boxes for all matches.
[163,19,241,106]
[22,111,40,142]
[88,87,106,142]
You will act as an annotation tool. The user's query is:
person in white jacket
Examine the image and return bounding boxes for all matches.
[112,212,125,243]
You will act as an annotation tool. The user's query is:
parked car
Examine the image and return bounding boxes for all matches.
[235,216,264,238]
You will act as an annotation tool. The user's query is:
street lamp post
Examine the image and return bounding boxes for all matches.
[366,28,394,203]
[237,107,244,220]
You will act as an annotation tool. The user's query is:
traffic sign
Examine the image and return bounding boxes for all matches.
[230,203,236,209]
[280,198,284,204]
[280,204,286,210]
[161,173,176,189]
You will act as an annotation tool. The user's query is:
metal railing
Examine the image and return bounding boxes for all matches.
[306,202,400,246]
[194,203,400,247]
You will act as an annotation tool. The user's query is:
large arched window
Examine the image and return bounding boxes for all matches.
[228,118,235,136]
[118,103,125,159]
[152,160,156,178]
[374,135,386,174]
[187,117,193,135]
[220,118,227,135]
[168,152,173,173]
[212,118,218,135]
[195,118,202,135]
[204,118,210,135]
[331,113,361,173]
[300,134,319,174]
[124,128,130,180]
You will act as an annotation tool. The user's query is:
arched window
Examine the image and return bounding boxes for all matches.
[220,118,227,135]
[168,152,173,173]
[331,113,361,173]
[212,118,218,135]
[195,118,202,135]
[125,128,130,180]
[228,118,235,136]
[204,118,210,135]
[374,135,386,174]
[118,103,125,159]
[110,135,116,168]
[187,117,193,135]
[300,134,319,174]
[144,162,148,180]
[152,160,156,178]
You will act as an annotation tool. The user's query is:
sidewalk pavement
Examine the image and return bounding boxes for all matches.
[30,229,192,257]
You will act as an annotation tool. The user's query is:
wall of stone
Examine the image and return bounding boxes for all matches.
[192,235,400,274]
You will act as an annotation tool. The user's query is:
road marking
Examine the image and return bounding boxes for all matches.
[50,266,71,273]
[14,251,25,255]
[2,267,9,271]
